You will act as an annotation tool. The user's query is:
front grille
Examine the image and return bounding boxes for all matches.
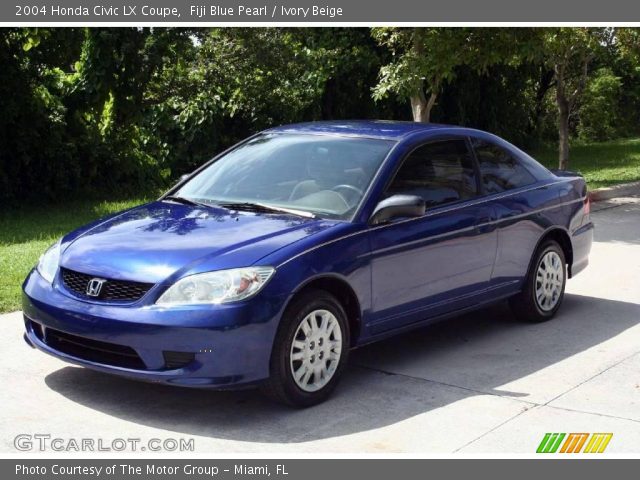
[61,268,153,302]
[163,351,195,369]
[30,320,145,369]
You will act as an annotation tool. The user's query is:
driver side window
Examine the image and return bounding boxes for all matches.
[386,139,478,208]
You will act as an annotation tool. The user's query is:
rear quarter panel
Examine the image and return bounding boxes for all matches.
[488,176,590,292]
[555,175,593,276]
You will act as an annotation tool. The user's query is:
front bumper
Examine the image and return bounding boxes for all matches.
[22,269,286,388]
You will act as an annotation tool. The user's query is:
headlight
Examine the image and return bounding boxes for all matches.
[156,267,275,306]
[37,239,61,284]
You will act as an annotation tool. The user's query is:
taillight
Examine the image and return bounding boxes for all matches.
[584,195,591,216]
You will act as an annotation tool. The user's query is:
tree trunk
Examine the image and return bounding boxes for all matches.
[409,28,437,123]
[554,53,591,171]
[529,68,555,136]
[557,100,570,171]
[410,90,427,122]
[558,108,569,170]
[410,89,434,123]
[555,65,570,170]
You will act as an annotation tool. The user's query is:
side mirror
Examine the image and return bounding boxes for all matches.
[370,194,426,225]
[178,173,191,184]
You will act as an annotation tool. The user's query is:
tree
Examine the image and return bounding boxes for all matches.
[541,28,608,170]
[371,28,533,123]
[3,27,640,204]
[577,68,623,141]
[616,28,640,61]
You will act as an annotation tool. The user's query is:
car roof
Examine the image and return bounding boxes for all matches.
[265,120,461,140]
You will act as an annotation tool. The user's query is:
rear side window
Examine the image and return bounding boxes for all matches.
[386,139,478,208]
[472,138,537,194]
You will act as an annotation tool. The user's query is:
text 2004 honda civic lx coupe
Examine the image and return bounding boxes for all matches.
[23,121,593,406]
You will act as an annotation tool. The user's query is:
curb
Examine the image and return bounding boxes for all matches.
[589,180,640,202]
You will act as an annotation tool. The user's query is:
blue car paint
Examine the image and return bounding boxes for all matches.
[22,121,593,389]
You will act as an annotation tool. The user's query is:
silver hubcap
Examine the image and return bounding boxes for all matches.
[535,251,564,311]
[290,309,343,392]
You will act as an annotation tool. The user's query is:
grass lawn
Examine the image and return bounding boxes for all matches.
[0,197,152,313]
[1,136,640,313]
[529,137,640,189]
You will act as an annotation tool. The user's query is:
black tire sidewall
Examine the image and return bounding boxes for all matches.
[271,290,350,407]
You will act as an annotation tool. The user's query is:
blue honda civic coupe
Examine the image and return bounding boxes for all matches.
[23,121,593,406]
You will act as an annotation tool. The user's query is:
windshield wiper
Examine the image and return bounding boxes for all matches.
[218,202,316,219]
[164,195,213,209]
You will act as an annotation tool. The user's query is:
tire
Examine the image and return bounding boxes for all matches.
[509,240,567,323]
[261,289,350,407]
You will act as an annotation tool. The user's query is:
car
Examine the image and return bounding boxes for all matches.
[22,121,593,407]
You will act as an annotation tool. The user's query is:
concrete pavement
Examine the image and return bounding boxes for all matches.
[1,197,639,454]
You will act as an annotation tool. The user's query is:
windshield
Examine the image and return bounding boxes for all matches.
[176,133,395,220]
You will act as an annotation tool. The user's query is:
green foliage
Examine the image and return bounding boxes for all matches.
[142,28,390,176]
[1,27,640,205]
[371,28,463,101]
[371,28,540,116]
[578,68,623,141]
[616,28,640,61]
[0,27,402,205]
[436,62,543,148]
[0,28,188,204]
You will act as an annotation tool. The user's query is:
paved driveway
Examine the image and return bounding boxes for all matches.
[2,197,639,454]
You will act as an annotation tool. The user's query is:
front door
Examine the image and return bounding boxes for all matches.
[368,137,497,334]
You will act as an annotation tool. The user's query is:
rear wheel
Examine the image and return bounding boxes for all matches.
[509,240,566,322]
[262,290,349,407]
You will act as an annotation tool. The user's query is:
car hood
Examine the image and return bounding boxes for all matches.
[60,200,340,284]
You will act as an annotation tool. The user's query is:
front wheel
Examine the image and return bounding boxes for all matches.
[509,240,567,323]
[262,290,350,407]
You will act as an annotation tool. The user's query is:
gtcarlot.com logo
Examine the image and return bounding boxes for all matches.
[14,434,195,452]
[536,433,613,453]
